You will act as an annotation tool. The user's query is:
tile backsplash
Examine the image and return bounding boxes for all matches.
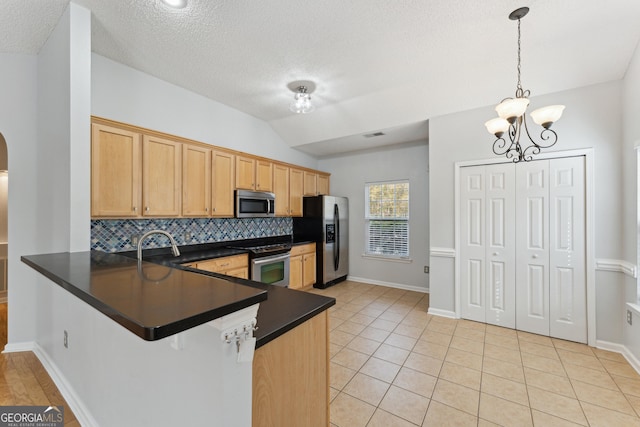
[91,217,293,252]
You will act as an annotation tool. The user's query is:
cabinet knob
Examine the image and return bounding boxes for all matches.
[493,252,499,256]
[133,206,137,212]
[532,254,539,259]
[145,206,149,212]
[205,207,209,212]
[213,207,216,212]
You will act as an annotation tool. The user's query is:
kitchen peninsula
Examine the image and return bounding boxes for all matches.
[22,248,334,427]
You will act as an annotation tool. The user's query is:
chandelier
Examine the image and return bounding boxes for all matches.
[484,7,565,162]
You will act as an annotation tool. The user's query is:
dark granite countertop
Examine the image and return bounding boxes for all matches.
[21,251,267,341]
[22,244,336,348]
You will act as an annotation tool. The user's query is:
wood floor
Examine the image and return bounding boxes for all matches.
[0,303,79,426]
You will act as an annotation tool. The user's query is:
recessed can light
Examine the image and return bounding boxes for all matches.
[161,0,187,9]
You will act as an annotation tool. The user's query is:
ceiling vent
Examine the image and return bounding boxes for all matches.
[364,132,386,138]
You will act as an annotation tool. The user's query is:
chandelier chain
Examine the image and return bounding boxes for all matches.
[516,17,522,94]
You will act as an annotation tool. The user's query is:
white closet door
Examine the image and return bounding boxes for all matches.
[460,166,486,322]
[485,164,516,328]
[516,160,550,336]
[549,157,586,343]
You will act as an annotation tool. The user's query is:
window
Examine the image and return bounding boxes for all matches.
[365,180,409,258]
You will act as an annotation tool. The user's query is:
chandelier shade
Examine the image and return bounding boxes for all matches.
[530,105,565,128]
[485,7,565,162]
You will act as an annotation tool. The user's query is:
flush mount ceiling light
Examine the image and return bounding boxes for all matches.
[161,0,187,9]
[288,81,316,114]
[484,7,565,162]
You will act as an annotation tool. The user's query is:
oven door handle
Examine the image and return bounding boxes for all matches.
[252,252,290,266]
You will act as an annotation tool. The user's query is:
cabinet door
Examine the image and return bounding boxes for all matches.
[236,155,255,190]
[289,255,303,289]
[289,168,304,216]
[142,135,182,216]
[303,252,316,287]
[317,174,330,195]
[212,150,235,217]
[182,144,211,216]
[273,164,290,216]
[91,123,141,217]
[226,267,248,279]
[303,171,317,196]
[256,160,273,192]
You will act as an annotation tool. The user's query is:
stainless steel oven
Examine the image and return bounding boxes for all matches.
[251,252,290,287]
[228,242,291,287]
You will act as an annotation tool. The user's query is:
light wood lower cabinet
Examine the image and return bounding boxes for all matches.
[183,254,248,279]
[253,311,329,427]
[289,243,316,289]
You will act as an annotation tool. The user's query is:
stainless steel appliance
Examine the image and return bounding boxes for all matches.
[293,195,348,288]
[228,243,291,287]
[235,190,275,218]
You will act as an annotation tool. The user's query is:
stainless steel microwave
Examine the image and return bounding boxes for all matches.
[235,190,275,218]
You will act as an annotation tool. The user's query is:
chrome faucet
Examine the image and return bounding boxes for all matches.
[137,230,181,260]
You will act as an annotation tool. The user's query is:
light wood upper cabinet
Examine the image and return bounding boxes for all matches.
[91,117,330,219]
[182,144,211,217]
[273,164,290,216]
[317,174,330,195]
[303,171,317,196]
[235,155,256,190]
[91,123,141,217]
[289,168,304,216]
[142,135,182,216]
[212,150,236,217]
[255,160,273,192]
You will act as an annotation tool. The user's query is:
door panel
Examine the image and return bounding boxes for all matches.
[460,167,486,322]
[485,164,515,328]
[549,157,586,343]
[516,160,550,336]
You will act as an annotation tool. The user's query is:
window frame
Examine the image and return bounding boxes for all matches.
[364,180,410,260]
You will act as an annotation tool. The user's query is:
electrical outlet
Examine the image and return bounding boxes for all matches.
[131,235,139,245]
[63,330,68,348]
[424,266,429,274]
[628,310,633,326]
[184,232,192,241]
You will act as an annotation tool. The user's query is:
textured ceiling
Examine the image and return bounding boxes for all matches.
[2,0,640,156]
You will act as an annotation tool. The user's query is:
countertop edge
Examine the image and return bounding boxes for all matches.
[21,253,268,341]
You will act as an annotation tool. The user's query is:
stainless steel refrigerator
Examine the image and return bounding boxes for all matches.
[293,195,349,288]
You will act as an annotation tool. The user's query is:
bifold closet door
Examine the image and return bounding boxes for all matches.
[515,157,586,343]
[460,164,516,327]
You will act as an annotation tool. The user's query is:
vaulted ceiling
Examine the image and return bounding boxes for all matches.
[3,0,640,157]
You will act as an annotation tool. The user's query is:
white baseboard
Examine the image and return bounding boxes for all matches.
[596,340,640,375]
[3,341,36,353]
[4,341,98,426]
[32,343,99,426]
[427,308,457,318]
[347,276,429,293]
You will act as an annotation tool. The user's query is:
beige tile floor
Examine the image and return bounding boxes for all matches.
[308,280,640,427]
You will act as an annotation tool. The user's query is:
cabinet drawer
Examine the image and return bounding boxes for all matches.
[291,243,316,257]
[194,254,248,273]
